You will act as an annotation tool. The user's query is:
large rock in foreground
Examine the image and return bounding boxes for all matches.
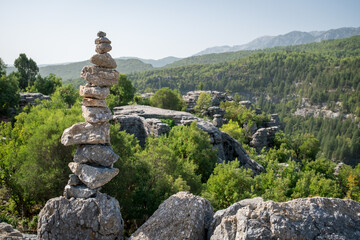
[130,192,213,240]
[37,193,124,240]
[209,197,360,240]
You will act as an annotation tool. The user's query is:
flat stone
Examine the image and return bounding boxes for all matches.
[37,192,123,239]
[90,53,117,68]
[82,106,112,123]
[68,174,81,186]
[95,37,111,44]
[80,85,110,99]
[68,162,119,189]
[96,43,112,54]
[81,66,119,86]
[82,98,107,107]
[61,122,110,146]
[74,145,119,167]
[63,184,97,199]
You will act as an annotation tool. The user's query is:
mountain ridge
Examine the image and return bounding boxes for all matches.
[195,27,360,55]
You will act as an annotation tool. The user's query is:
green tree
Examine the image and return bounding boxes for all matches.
[194,92,212,115]
[106,74,136,109]
[30,73,62,95]
[202,160,255,210]
[14,54,39,90]
[150,87,184,110]
[0,58,6,77]
[0,74,20,115]
[52,85,79,108]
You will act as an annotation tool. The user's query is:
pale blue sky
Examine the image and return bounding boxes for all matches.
[1,0,359,65]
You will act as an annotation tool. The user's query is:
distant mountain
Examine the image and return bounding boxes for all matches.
[6,56,180,81]
[195,27,360,55]
[6,58,154,81]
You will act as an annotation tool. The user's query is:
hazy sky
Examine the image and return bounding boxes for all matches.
[1,0,359,65]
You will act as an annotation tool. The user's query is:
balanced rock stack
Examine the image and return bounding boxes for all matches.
[37,32,124,240]
[61,31,119,198]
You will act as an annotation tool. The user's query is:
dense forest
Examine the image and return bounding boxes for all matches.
[129,36,360,166]
[0,36,360,236]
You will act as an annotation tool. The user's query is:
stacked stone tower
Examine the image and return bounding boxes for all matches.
[61,31,119,198]
[37,32,124,240]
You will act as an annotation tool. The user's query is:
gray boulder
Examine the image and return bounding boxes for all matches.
[82,106,112,123]
[209,197,360,240]
[81,66,119,86]
[61,122,110,146]
[74,145,119,167]
[182,91,233,113]
[19,92,51,108]
[0,222,36,240]
[37,192,123,240]
[80,85,110,99]
[130,192,213,240]
[114,115,171,147]
[250,126,280,152]
[68,162,119,189]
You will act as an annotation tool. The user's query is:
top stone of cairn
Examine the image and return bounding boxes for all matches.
[97,31,106,37]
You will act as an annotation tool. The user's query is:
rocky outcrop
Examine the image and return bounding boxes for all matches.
[37,193,123,240]
[208,197,360,240]
[19,93,50,108]
[250,126,280,152]
[38,31,123,239]
[0,222,36,240]
[183,91,233,113]
[113,105,264,174]
[115,115,170,147]
[130,192,213,240]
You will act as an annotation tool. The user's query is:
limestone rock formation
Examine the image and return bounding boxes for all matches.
[38,31,123,239]
[37,193,123,240]
[19,92,51,108]
[250,126,280,152]
[113,105,264,174]
[130,192,213,240]
[0,222,36,240]
[183,91,233,113]
[208,197,360,240]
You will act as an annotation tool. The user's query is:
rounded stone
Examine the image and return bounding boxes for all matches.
[90,53,117,69]
[96,43,112,54]
[97,31,106,37]
[95,37,111,44]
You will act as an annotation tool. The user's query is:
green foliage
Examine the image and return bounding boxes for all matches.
[194,92,212,114]
[150,87,185,110]
[202,160,255,210]
[0,58,6,77]
[52,85,79,108]
[14,53,39,90]
[106,74,136,110]
[0,74,20,115]
[220,120,248,145]
[0,92,82,219]
[29,73,62,95]
[159,118,175,128]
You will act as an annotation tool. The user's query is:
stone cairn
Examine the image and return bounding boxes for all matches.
[37,31,124,240]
